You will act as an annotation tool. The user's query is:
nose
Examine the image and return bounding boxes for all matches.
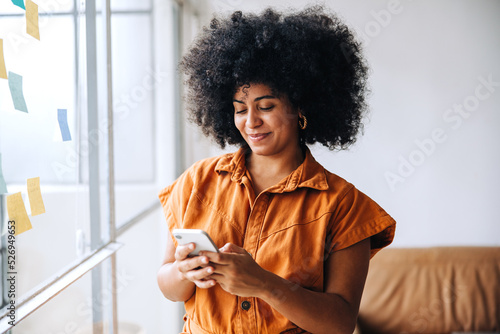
[245,108,262,128]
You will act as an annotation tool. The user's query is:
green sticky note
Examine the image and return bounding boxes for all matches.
[0,154,7,194]
[12,0,25,10]
[8,71,28,113]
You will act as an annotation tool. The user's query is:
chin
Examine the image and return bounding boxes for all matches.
[247,145,274,156]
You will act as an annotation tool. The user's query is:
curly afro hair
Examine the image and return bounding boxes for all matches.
[180,5,369,150]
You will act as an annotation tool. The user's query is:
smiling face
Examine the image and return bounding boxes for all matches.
[233,83,301,158]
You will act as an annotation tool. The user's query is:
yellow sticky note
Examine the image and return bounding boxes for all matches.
[26,0,40,41]
[27,177,45,216]
[7,192,33,236]
[0,39,7,79]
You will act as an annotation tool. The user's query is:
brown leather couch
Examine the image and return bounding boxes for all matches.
[355,247,500,333]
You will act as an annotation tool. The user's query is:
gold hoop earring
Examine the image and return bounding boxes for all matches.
[298,114,307,130]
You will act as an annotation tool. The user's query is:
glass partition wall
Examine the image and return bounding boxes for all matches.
[0,0,184,332]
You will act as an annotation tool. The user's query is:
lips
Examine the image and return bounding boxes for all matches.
[247,133,270,142]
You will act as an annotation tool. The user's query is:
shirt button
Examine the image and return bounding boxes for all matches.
[241,300,251,311]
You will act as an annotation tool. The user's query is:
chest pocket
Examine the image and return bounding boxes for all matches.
[181,187,250,249]
[255,192,334,290]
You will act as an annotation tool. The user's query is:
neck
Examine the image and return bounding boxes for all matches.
[246,144,305,180]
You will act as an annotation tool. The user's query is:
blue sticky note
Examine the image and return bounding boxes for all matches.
[58,109,72,141]
[8,72,28,113]
[12,0,25,10]
[0,153,8,194]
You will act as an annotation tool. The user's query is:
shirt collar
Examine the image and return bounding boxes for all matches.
[214,146,329,192]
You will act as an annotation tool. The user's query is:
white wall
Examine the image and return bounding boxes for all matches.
[184,0,500,248]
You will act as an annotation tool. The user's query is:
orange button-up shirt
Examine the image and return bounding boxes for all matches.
[159,147,396,334]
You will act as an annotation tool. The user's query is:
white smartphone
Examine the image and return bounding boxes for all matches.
[172,229,219,256]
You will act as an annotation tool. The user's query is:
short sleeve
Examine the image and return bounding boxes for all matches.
[158,168,195,247]
[328,185,396,258]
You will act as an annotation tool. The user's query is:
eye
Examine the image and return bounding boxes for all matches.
[235,109,247,114]
[260,105,274,111]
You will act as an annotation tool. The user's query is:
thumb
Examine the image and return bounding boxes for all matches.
[220,243,248,254]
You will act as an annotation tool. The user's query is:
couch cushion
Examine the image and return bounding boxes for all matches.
[357,247,500,333]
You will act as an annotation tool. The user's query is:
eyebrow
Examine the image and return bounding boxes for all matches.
[233,95,276,104]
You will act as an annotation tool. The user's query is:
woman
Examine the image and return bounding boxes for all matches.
[157,6,396,334]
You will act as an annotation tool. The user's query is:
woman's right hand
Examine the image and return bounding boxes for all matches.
[175,243,217,289]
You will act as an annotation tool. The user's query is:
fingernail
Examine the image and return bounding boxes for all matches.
[202,257,208,264]
[207,267,213,273]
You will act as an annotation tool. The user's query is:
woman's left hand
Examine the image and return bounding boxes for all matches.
[199,243,269,297]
